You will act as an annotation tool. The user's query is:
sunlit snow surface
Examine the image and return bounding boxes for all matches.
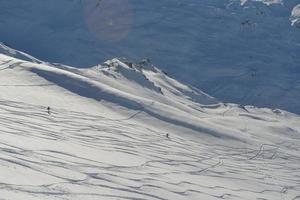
[0,47,300,200]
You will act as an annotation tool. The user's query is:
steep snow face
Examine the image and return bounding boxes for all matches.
[0,0,300,115]
[1,49,300,199]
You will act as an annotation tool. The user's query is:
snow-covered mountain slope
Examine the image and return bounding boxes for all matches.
[1,48,300,199]
[291,4,300,26]
[1,0,300,114]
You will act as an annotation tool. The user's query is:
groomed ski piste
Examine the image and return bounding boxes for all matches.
[0,44,300,200]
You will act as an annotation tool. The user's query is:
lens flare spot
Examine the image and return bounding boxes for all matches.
[83,0,133,43]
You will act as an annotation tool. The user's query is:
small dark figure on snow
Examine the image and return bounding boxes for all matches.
[166,133,169,139]
[47,106,51,115]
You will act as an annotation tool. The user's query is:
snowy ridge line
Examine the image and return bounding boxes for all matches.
[0,53,246,141]
[0,51,299,143]
[0,42,42,64]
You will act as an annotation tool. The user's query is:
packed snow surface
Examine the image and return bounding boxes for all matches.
[0,46,300,199]
[1,0,300,114]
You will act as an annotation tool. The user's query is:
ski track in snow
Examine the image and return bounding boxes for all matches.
[0,100,299,200]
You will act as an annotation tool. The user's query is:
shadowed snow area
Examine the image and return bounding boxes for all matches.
[0,47,300,199]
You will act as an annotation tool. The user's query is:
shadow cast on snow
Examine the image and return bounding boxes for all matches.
[31,68,239,141]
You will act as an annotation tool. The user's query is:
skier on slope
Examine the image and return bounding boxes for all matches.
[47,106,51,115]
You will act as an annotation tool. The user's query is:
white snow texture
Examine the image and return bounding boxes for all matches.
[0,44,299,199]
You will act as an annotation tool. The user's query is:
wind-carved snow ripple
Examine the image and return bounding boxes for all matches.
[0,100,299,200]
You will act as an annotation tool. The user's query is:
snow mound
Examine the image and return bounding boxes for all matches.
[1,51,237,141]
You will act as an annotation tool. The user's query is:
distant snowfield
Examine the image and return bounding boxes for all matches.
[0,46,300,199]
